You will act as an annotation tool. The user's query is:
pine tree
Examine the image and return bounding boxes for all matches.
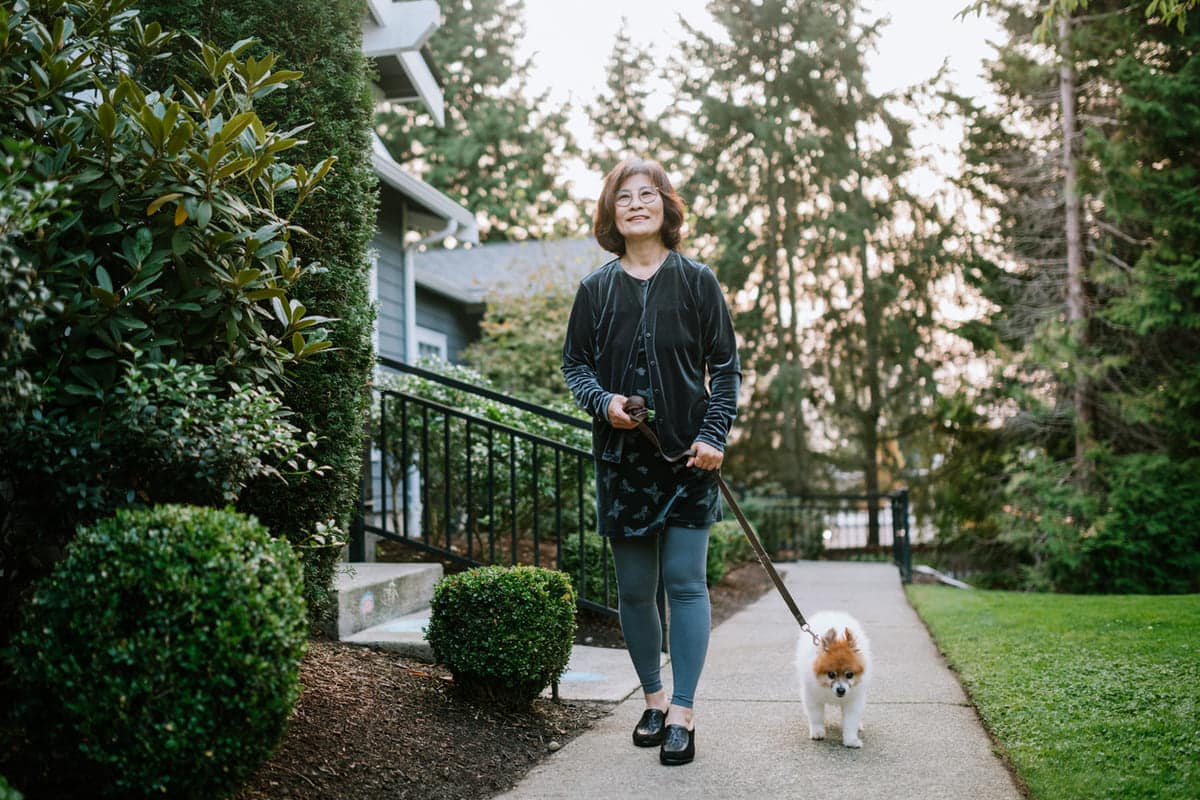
[667,0,955,547]
[375,0,581,241]
[586,20,675,176]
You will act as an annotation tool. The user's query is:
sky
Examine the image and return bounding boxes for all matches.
[516,0,1006,200]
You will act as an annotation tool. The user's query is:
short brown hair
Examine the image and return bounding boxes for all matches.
[593,157,686,256]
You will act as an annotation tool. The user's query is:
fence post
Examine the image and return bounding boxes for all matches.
[891,489,912,583]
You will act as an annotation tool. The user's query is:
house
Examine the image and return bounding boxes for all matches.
[402,238,608,362]
[361,0,481,363]
[360,2,608,366]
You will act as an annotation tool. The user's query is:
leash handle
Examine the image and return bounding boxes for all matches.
[622,396,821,647]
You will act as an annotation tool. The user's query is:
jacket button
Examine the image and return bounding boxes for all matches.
[650,361,656,366]
[644,332,650,338]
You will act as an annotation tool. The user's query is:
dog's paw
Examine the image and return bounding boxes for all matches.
[808,725,826,740]
[842,736,863,749]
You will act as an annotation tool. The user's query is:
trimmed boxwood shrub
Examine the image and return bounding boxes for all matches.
[426,565,576,707]
[0,775,21,800]
[8,505,307,799]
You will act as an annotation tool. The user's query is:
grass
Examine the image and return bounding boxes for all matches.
[907,586,1200,800]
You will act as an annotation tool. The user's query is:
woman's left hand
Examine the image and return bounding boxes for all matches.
[687,441,724,471]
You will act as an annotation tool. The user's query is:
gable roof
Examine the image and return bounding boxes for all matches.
[413,239,612,306]
[362,0,444,121]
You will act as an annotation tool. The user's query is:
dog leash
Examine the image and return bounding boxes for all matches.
[622,396,821,647]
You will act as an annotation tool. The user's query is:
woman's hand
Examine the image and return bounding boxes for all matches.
[607,394,639,430]
[687,441,724,471]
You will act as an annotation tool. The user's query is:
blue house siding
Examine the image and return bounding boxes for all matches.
[414,287,480,363]
[372,189,408,363]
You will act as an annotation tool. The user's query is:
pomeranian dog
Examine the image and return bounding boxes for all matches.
[796,611,871,748]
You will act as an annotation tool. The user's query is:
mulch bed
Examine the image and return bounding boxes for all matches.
[1,562,775,800]
[236,562,772,800]
[233,644,608,800]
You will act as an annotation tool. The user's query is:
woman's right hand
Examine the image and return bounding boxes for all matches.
[607,394,639,430]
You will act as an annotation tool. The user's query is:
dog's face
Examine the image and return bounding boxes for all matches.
[811,627,866,699]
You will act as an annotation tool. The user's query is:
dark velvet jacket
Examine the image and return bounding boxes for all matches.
[561,251,741,464]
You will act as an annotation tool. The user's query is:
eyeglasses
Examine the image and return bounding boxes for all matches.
[615,186,661,207]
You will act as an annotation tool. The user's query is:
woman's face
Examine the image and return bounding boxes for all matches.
[614,173,664,245]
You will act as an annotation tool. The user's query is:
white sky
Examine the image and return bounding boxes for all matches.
[517,0,1005,200]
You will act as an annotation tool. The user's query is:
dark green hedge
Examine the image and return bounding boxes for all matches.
[137,0,379,629]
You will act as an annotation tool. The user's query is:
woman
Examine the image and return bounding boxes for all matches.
[561,157,740,766]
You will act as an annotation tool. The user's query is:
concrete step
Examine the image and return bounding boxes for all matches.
[342,608,434,661]
[332,562,443,639]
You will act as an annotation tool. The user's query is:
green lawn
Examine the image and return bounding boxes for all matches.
[907,586,1200,800]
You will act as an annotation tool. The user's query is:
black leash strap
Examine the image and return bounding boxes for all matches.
[622,396,821,646]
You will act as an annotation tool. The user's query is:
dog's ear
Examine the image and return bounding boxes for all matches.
[821,627,838,649]
[844,627,858,651]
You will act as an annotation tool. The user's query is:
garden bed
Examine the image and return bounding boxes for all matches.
[1,562,774,799]
[234,561,773,800]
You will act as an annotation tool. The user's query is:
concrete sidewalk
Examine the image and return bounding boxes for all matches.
[504,561,1022,800]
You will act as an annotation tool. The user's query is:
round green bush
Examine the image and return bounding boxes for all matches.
[0,775,22,800]
[426,565,576,707]
[9,505,307,799]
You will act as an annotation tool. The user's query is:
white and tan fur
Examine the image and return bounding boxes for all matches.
[796,610,871,748]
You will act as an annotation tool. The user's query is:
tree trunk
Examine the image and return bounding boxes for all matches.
[855,129,883,547]
[1059,14,1092,470]
[860,242,882,547]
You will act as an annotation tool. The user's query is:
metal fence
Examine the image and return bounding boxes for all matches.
[734,490,912,583]
[350,360,913,622]
[350,359,618,615]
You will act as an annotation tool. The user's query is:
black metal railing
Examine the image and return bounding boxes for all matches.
[351,359,618,616]
[735,489,913,583]
[351,359,914,616]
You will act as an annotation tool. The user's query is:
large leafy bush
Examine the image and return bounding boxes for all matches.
[706,520,752,586]
[8,505,307,799]
[426,565,576,707]
[9,358,318,515]
[1076,454,1200,594]
[0,0,334,633]
[559,531,618,607]
[135,0,380,632]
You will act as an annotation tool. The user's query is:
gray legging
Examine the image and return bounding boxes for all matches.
[609,526,711,709]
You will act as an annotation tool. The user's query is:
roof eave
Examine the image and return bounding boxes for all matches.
[372,140,480,245]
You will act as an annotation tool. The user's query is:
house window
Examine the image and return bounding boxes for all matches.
[415,326,448,361]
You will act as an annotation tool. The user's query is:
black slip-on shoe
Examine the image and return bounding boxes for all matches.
[632,708,667,747]
[659,724,695,765]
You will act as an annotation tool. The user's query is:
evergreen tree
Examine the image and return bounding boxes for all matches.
[942,1,1200,590]
[1036,0,1197,37]
[586,20,676,176]
[1089,9,1200,454]
[667,0,956,547]
[375,0,581,241]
